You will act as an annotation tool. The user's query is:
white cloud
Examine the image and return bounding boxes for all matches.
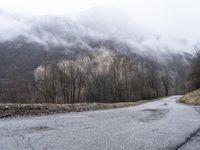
[0,0,200,40]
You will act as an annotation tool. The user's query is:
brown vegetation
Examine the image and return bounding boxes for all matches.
[0,100,150,118]
[0,49,188,104]
[180,89,200,105]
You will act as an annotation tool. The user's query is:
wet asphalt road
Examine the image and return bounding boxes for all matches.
[0,96,200,150]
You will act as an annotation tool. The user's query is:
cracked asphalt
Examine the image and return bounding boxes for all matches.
[0,96,200,150]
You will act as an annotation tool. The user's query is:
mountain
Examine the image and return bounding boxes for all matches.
[0,7,194,103]
[0,7,194,53]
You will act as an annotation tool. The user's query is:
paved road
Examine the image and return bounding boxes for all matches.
[0,96,200,150]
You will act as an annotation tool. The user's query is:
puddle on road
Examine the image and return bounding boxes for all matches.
[139,108,169,123]
[163,102,168,106]
[29,126,52,131]
[142,108,161,112]
[14,125,54,134]
[27,125,55,134]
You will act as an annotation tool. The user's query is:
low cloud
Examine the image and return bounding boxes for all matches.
[0,7,196,57]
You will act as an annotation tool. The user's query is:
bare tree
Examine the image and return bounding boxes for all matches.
[35,64,58,103]
[161,66,171,96]
[59,61,85,103]
[190,45,200,89]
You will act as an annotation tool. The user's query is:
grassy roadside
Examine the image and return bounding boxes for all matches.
[0,101,141,118]
[180,89,200,105]
[0,97,165,118]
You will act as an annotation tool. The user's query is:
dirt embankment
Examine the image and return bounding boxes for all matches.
[180,89,200,105]
[0,101,149,118]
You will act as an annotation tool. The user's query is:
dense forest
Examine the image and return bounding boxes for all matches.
[190,45,200,90]
[0,41,196,104]
[0,8,198,104]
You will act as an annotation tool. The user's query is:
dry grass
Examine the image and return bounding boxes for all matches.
[180,89,200,105]
[0,100,149,118]
[0,96,166,118]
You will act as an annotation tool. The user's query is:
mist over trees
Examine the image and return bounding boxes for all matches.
[0,47,191,103]
[189,45,200,89]
[0,8,195,104]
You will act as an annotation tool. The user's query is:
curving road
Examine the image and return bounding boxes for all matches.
[0,96,200,150]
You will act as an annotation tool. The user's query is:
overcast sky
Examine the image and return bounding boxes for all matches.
[0,0,200,40]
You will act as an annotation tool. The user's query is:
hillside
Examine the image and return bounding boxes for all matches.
[0,8,194,103]
[180,89,200,105]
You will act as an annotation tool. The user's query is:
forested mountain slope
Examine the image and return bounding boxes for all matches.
[0,8,193,103]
